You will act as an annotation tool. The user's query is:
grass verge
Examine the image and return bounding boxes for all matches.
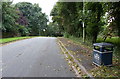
[0,36,34,44]
[67,36,93,50]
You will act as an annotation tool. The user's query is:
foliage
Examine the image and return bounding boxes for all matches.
[17,24,30,36]
[1,1,20,37]
[108,2,120,37]
[51,2,83,37]
[1,1,49,37]
[99,2,120,40]
[51,2,120,58]
[47,22,63,37]
[17,10,28,26]
[51,2,120,42]
[64,32,70,38]
[51,2,104,43]
[85,2,104,43]
[15,2,48,36]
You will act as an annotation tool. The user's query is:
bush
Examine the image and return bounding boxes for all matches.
[18,25,30,36]
[64,32,70,38]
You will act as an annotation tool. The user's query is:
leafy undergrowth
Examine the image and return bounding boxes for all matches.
[91,65,120,77]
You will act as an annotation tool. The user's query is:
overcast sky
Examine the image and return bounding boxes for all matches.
[13,0,58,22]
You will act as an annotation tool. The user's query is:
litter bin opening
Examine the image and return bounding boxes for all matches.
[93,43,114,53]
[103,46,113,52]
[94,46,100,51]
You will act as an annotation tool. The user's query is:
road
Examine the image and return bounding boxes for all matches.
[1,37,75,77]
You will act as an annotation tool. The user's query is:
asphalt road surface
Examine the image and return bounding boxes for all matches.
[1,37,75,77]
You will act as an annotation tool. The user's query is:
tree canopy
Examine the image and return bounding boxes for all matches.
[15,2,48,36]
[1,1,120,41]
[1,1,49,37]
[50,2,120,43]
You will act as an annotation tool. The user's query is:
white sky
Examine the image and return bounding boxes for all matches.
[12,0,58,22]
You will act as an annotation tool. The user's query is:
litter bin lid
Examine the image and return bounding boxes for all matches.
[93,43,113,47]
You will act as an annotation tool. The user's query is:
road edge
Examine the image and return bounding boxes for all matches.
[57,38,94,78]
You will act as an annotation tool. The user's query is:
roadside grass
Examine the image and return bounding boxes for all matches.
[97,37,120,58]
[67,36,93,50]
[0,36,35,44]
[97,37,120,46]
[65,36,120,77]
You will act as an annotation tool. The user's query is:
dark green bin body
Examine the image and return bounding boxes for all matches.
[93,43,113,66]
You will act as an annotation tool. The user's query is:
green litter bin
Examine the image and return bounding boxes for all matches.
[93,43,114,66]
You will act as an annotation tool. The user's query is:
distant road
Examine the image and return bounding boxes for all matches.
[2,37,75,77]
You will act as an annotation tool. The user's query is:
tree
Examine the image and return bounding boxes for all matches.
[104,2,120,37]
[1,1,20,37]
[51,2,83,37]
[1,1,49,37]
[85,2,104,43]
[98,2,120,41]
[51,2,105,43]
[15,2,48,36]
[47,22,63,37]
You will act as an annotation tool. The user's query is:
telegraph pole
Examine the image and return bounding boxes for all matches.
[83,1,85,43]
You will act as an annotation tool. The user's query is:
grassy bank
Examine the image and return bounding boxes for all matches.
[0,36,34,44]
